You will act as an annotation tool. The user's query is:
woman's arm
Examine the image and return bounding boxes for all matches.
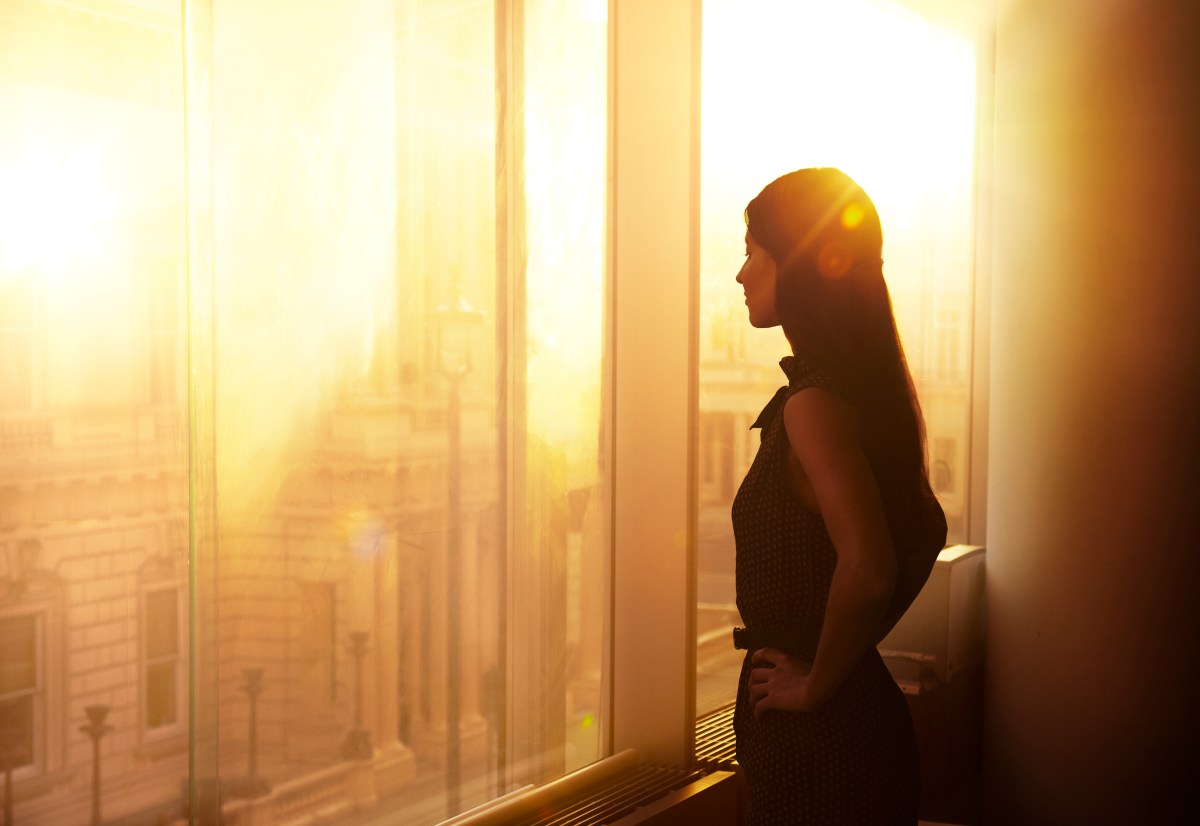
[748,387,897,716]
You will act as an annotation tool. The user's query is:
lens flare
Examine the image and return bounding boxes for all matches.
[840,202,865,230]
[342,508,385,559]
[817,240,854,279]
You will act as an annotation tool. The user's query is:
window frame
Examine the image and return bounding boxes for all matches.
[0,561,64,786]
[0,611,43,778]
[606,0,702,765]
[139,575,186,744]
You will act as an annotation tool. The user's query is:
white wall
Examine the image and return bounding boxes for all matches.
[986,0,1200,821]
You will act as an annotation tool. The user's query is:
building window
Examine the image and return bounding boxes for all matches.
[143,587,181,733]
[299,582,337,706]
[0,613,41,773]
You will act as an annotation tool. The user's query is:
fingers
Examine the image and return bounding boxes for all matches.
[749,664,777,719]
[748,665,772,686]
[748,679,769,718]
[751,647,784,667]
[751,686,775,719]
[753,697,768,719]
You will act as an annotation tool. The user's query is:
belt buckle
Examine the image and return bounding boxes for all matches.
[732,626,749,650]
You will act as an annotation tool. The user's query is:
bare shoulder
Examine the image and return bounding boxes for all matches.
[782,387,888,550]
[781,387,863,459]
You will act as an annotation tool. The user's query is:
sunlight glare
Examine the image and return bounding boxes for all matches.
[524,1,606,488]
[0,144,120,278]
[701,0,976,238]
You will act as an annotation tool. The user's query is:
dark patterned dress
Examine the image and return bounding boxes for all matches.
[732,356,921,825]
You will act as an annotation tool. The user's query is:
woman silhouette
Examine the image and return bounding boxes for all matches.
[731,168,946,823]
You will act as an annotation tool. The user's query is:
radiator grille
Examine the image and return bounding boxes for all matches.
[694,702,737,770]
[510,764,705,825]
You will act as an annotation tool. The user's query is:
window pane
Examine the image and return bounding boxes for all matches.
[298,582,337,708]
[146,662,177,729]
[0,0,191,804]
[0,615,36,695]
[698,0,977,714]
[0,696,34,769]
[145,589,179,660]
[2,0,605,819]
[187,0,608,822]
[521,0,608,777]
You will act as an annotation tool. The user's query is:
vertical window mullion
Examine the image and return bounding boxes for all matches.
[609,0,700,765]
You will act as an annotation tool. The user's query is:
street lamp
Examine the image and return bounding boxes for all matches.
[430,280,484,817]
[340,632,374,760]
[239,668,272,796]
[79,705,112,826]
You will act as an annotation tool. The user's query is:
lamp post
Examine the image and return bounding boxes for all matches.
[79,705,112,826]
[340,632,373,760]
[241,669,264,782]
[431,281,483,817]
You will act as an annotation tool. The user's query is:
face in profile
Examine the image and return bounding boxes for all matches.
[736,231,779,328]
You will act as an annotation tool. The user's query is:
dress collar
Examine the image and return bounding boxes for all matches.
[749,356,797,432]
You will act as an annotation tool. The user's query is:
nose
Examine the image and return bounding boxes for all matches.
[736,262,746,284]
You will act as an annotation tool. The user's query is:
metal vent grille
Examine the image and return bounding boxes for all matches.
[511,764,705,825]
[694,702,737,770]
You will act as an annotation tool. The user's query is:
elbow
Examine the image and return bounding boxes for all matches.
[832,533,898,604]
[834,554,896,606]
[864,565,897,606]
[856,553,897,606]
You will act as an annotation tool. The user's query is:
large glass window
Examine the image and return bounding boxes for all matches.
[1,0,606,823]
[697,0,981,713]
[1,0,983,818]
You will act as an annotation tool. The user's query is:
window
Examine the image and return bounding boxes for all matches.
[0,614,40,774]
[184,0,608,819]
[697,0,986,714]
[143,588,181,732]
[298,582,336,706]
[0,1,989,822]
[0,543,66,794]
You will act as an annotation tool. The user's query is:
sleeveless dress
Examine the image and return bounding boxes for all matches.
[732,356,923,825]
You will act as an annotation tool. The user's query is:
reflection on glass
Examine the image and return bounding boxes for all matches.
[697,0,978,714]
[0,1,606,823]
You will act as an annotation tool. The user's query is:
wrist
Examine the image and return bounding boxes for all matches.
[800,671,837,709]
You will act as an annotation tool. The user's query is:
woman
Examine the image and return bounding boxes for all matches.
[731,168,946,824]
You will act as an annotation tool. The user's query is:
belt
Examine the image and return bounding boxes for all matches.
[731,626,807,652]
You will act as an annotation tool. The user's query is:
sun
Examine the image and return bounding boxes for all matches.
[0,144,121,280]
[701,0,977,236]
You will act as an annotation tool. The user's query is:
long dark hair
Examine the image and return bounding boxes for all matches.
[745,167,927,495]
